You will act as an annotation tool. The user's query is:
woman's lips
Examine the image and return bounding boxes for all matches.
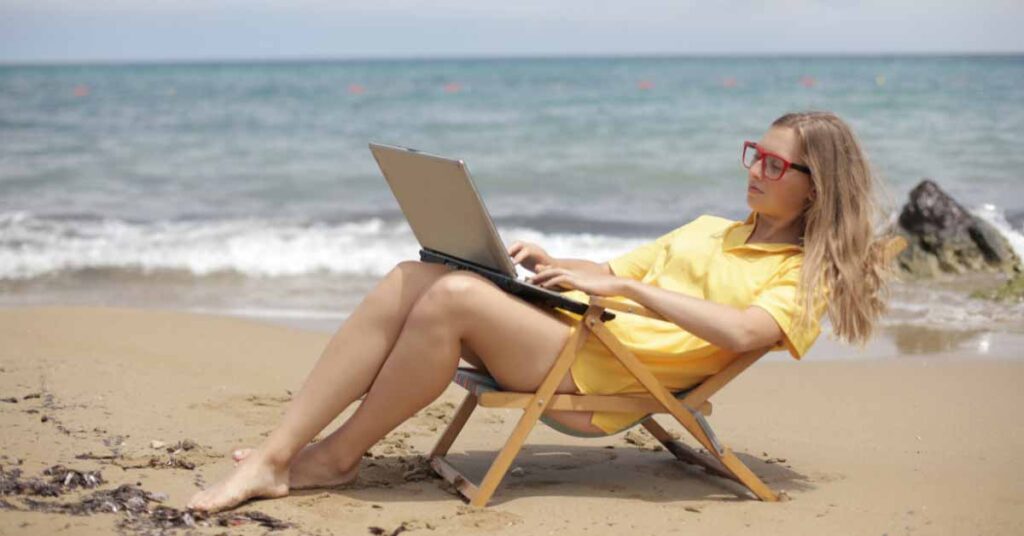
[747,184,763,193]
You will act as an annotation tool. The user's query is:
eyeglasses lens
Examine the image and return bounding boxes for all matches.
[743,144,786,180]
[742,144,759,169]
[763,155,785,179]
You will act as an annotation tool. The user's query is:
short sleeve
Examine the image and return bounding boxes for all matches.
[607,221,692,281]
[750,263,822,360]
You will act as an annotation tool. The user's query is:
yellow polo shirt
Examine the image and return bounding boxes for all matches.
[551,212,822,434]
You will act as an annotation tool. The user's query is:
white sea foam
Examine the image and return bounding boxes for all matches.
[885,287,1024,330]
[0,211,648,280]
[972,203,1024,261]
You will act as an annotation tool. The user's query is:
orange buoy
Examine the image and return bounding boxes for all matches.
[73,84,90,97]
[443,82,462,93]
[722,77,737,88]
[799,75,817,88]
[636,80,654,90]
[348,84,366,95]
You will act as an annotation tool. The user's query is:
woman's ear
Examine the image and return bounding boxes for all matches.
[803,187,817,212]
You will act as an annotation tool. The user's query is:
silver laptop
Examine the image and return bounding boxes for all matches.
[369,142,613,320]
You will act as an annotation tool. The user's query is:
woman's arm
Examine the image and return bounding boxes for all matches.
[530,266,786,354]
[615,279,783,353]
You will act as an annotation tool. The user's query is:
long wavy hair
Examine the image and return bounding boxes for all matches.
[772,111,892,346]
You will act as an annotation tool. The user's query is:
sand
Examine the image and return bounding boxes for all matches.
[1,306,1023,535]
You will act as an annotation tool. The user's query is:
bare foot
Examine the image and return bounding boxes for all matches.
[187,453,289,513]
[231,444,359,490]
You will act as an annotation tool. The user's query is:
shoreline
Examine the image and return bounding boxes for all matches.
[240,309,1024,362]
[5,301,1022,362]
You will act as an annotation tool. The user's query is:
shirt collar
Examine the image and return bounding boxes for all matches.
[722,212,804,253]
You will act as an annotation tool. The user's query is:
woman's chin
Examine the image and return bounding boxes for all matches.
[746,193,763,211]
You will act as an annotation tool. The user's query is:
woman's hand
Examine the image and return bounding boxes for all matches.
[507,240,555,273]
[528,265,626,297]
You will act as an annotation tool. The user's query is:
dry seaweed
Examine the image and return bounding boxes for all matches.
[13,482,293,533]
[75,452,120,462]
[43,465,105,490]
[0,466,62,497]
[0,464,103,497]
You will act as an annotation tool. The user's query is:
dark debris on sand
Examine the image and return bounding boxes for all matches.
[2,466,294,534]
[76,452,121,462]
[77,438,208,472]
[116,455,196,471]
[1,464,104,497]
[359,454,444,489]
[165,439,199,452]
[368,521,418,536]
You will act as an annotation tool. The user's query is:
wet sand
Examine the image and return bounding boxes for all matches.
[1,306,1023,535]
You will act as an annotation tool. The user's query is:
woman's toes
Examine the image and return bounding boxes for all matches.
[187,489,213,510]
[188,456,290,513]
[231,448,254,463]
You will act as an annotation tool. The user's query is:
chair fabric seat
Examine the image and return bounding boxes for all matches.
[453,367,697,437]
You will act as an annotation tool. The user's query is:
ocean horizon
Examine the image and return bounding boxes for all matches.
[4,51,1022,66]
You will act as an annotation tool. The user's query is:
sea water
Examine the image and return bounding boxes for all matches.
[2,55,1023,357]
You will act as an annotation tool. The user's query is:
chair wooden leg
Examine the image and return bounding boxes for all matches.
[643,418,778,502]
[470,406,544,506]
[717,449,779,502]
[470,320,590,506]
[587,318,778,502]
[427,406,548,507]
[642,419,736,481]
[429,392,478,458]
[427,404,545,507]
[429,320,592,507]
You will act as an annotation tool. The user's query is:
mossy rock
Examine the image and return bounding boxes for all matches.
[895,179,1020,278]
[970,272,1024,303]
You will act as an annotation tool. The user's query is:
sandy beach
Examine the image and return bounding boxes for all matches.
[1,305,1022,535]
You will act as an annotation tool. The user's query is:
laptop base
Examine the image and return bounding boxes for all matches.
[418,248,615,322]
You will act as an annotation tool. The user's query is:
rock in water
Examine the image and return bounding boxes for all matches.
[895,179,1020,277]
[971,271,1024,303]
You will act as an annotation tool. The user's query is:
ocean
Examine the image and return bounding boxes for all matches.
[2,55,1023,358]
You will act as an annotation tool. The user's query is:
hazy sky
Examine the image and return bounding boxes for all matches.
[2,0,1022,63]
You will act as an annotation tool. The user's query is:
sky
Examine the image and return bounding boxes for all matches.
[1,0,1022,63]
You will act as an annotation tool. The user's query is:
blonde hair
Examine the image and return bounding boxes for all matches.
[771,111,892,346]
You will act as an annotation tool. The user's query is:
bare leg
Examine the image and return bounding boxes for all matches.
[190,269,601,511]
[188,260,449,511]
[288,270,592,473]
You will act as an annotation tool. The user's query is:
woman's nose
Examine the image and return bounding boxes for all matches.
[748,160,763,181]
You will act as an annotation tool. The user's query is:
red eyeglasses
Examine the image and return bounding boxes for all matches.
[742,141,811,180]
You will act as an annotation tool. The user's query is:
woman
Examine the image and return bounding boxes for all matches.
[188,110,891,512]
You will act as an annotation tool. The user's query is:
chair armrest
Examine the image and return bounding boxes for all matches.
[587,296,667,321]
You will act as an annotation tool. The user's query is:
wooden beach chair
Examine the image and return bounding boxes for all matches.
[428,296,777,506]
[428,237,907,506]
